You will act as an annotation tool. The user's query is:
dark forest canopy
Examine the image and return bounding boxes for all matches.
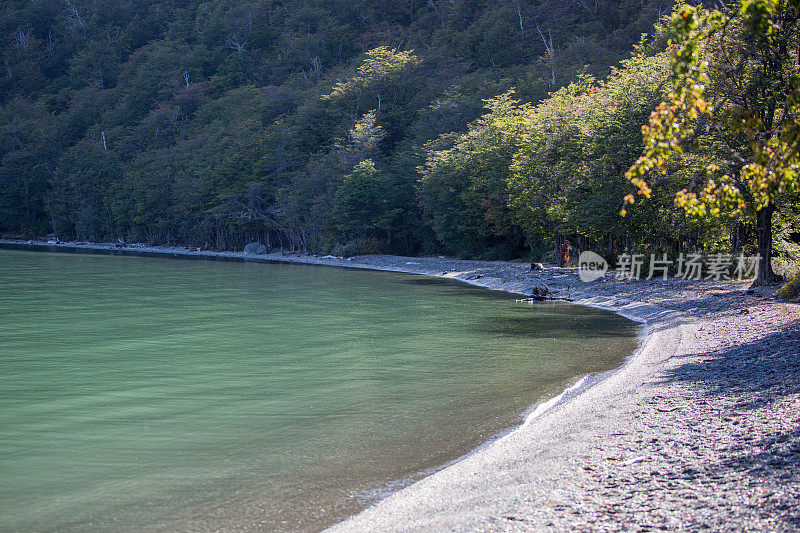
[0,0,797,270]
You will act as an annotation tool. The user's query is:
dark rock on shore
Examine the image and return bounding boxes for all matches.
[244,242,268,255]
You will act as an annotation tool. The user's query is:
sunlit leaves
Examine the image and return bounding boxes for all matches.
[323,47,419,102]
[625,0,800,220]
[337,111,385,168]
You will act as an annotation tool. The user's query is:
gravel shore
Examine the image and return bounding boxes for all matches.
[4,240,799,531]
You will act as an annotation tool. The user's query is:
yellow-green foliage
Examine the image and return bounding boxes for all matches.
[625,0,800,216]
[323,47,419,101]
[778,274,800,301]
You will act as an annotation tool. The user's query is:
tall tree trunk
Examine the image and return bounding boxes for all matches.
[554,231,562,267]
[730,222,743,255]
[754,203,777,286]
[562,238,572,268]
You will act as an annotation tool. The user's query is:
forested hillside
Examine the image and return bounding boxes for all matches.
[1,0,798,273]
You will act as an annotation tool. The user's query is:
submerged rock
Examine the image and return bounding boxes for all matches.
[244,242,268,255]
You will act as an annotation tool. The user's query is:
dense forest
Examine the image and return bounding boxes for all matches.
[1,0,798,279]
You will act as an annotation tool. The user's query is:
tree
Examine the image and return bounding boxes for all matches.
[419,92,526,258]
[506,82,588,265]
[0,0,710,254]
[338,110,385,168]
[331,159,383,239]
[323,46,419,112]
[625,0,800,284]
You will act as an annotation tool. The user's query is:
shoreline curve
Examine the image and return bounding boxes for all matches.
[2,239,798,531]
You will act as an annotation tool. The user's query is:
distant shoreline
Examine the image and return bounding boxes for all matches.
[3,238,799,530]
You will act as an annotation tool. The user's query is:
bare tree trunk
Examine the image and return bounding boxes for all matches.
[754,203,777,286]
[562,238,572,268]
[730,222,742,255]
[536,25,556,86]
[577,235,587,258]
[554,231,562,267]
[427,0,445,27]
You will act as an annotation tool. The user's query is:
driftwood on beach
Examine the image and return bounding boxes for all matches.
[516,284,574,302]
[516,296,575,302]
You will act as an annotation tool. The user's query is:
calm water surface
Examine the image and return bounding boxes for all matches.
[0,247,639,531]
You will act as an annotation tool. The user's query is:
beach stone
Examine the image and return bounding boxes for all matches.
[244,242,268,255]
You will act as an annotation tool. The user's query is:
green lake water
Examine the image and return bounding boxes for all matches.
[0,246,639,531]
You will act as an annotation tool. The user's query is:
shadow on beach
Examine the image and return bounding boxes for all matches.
[660,315,800,525]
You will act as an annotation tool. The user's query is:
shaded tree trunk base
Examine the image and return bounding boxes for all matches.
[753,203,778,287]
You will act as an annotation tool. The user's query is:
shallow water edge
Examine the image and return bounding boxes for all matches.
[0,239,645,531]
